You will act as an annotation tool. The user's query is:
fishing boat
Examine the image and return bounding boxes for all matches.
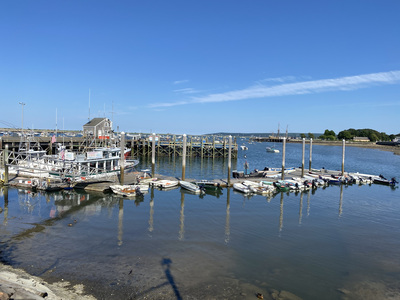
[151,179,179,189]
[110,184,149,197]
[179,180,204,194]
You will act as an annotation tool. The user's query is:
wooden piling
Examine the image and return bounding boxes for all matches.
[301,138,305,177]
[182,134,186,180]
[152,133,156,176]
[228,135,232,186]
[4,145,8,185]
[341,139,345,175]
[281,137,286,180]
[120,132,125,185]
[309,138,313,171]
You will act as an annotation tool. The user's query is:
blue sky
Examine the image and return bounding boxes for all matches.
[1,1,399,135]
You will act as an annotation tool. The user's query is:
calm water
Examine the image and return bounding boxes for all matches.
[1,141,400,299]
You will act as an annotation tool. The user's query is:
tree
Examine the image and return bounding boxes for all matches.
[300,133,306,139]
[308,133,314,139]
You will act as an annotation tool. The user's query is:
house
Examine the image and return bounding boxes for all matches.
[83,118,113,139]
[353,137,370,142]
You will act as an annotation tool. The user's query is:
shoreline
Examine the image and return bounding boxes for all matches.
[288,140,400,155]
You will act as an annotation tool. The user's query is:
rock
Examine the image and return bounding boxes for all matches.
[0,291,10,300]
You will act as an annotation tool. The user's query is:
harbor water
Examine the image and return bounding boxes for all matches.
[1,141,400,299]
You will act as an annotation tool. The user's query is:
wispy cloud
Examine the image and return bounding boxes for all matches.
[173,88,199,94]
[173,79,189,85]
[150,71,400,108]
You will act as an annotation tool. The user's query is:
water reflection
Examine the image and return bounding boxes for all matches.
[279,192,284,233]
[225,187,230,244]
[339,184,343,217]
[148,188,155,234]
[179,192,185,240]
[118,199,123,246]
[299,192,304,225]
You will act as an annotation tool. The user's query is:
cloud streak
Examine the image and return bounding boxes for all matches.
[149,71,400,108]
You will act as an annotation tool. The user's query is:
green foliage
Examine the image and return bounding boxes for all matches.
[308,133,315,139]
[337,128,392,141]
[320,129,336,140]
[300,133,306,139]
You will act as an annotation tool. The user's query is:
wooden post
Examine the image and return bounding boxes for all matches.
[201,136,204,159]
[182,134,187,180]
[173,135,176,156]
[341,139,345,175]
[212,136,215,158]
[142,138,145,156]
[152,133,156,177]
[309,138,313,171]
[281,137,286,180]
[301,138,305,177]
[228,135,232,186]
[120,132,125,185]
[4,144,9,185]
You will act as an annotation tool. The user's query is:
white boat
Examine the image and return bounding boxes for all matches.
[233,182,252,194]
[179,180,203,194]
[110,184,149,197]
[242,181,275,194]
[8,145,138,182]
[151,179,179,189]
[240,145,248,150]
[266,147,279,153]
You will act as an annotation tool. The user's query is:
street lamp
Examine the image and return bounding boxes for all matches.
[19,102,26,131]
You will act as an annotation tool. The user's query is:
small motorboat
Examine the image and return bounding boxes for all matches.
[233,182,252,194]
[179,180,204,194]
[193,180,223,192]
[151,179,179,189]
[373,175,398,186]
[266,146,279,153]
[110,184,149,197]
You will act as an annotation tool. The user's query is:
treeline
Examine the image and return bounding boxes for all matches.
[315,128,397,142]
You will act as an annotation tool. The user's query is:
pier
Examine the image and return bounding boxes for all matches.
[0,134,238,158]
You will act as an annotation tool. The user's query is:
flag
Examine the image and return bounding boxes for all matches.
[51,135,56,143]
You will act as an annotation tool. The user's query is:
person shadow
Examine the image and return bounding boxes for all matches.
[161,258,182,300]
[132,257,182,300]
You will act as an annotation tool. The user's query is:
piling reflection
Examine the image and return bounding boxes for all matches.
[299,192,304,225]
[339,184,343,217]
[148,187,155,234]
[179,192,185,240]
[2,187,8,225]
[279,192,284,233]
[118,199,123,246]
[225,187,230,244]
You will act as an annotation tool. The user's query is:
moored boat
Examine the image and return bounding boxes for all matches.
[193,180,223,192]
[233,182,252,194]
[179,180,204,194]
[110,184,149,197]
[151,179,179,189]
